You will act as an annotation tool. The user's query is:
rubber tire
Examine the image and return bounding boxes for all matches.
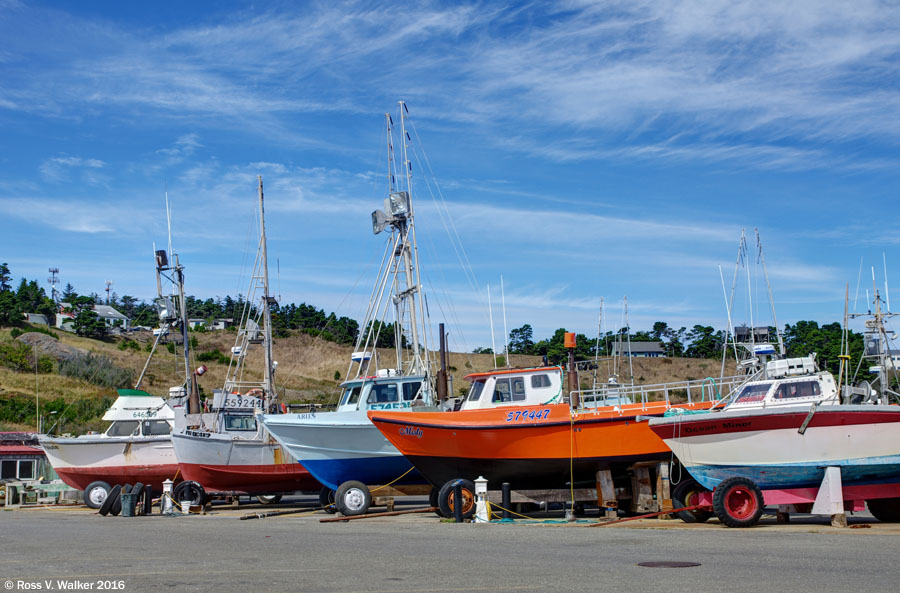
[438,479,476,520]
[172,480,207,507]
[712,477,764,528]
[867,497,900,522]
[142,485,154,515]
[83,480,111,509]
[429,486,445,517]
[672,478,712,523]
[335,481,371,516]
[98,485,121,516]
[319,487,336,513]
[110,484,131,517]
[256,494,283,505]
[129,482,145,514]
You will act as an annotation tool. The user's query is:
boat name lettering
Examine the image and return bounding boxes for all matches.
[398,425,423,438]
[505,409,551,422]
[684,420,751,434]
[296,413,315,419]
[185,430,211,438]
[222,397,261,409]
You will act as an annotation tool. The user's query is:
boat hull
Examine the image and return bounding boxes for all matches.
[40,436,178,491]
[649,405,900,490]
[369,400,714,489]
[261,410,425,491]
[171,432,320,493]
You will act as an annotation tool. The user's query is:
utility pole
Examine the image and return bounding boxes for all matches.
[105,280,113,305]
[48,268,60,303]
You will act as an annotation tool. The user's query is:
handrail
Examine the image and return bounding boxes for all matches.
[569,373,752,411]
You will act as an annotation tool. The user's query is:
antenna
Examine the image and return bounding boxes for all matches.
[854,256,863,313]
[487,285,497,368]
[884,252,891,313]
[501,275,509,368]
[165,190,174,260]
[105,280,113,305]
[47,267,60,303]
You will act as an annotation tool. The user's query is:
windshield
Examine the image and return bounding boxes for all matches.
[467,380,485,401]
[106,421,139,437]
[340,386,362,406]
[224,414,257,431]
[733,382,772,404]
[774,380,821,400]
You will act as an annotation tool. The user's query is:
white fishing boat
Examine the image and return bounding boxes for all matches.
[262,103,441,515]
[650,283,900,527]
[41,230,193,509]
[170,177,319,505]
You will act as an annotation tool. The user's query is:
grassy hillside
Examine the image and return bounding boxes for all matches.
[0,326,736,432]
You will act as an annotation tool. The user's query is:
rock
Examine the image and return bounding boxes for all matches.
[15,333,88,362]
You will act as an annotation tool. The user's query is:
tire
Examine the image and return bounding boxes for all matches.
[98,485,121,516]
[438,479,476,520]
[672,478,712,523]
[142,485,154,515]
[256,494,283,505]
[867,497,900,522]
[83,481,111,509]
[172,480,207,507]
[319,487,336,513]
[110,484,131,517]
[429,487,445,517]
[712,477,764,528]
[129,482,145,514]
[335,481,371,516]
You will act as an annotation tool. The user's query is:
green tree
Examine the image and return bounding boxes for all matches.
[508,324,534,355]
[0,263,11,292]
[685,325,723,359]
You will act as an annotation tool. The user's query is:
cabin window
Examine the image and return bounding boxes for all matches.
[468,380,485,402]
[224,414,257,431]
[1,460,15,479]
[402,382,423,401]
[531,374,552,388]
[734,383,771,404]
[341,386,362,406]
[368,383,399,403]
[492,378,527,403]
[107,420,140,437]
[17,460,35,480]
[774,381,821,400]
[142,420,171,436]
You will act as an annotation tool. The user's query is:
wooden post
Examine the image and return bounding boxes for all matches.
[437,323,448,402]
[596,470,617,519]
[631,466,656,513]
[656,462,673,519]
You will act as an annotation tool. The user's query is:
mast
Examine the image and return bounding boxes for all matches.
[258,176,276,407]
[176,253,191,397]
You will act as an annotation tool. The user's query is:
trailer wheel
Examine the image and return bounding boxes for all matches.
[256,494,283,505]
[438,479,476,520]
[335,481,371,516]
[867,497,900,522]
[672,478,712,523]
[172,480,207,507]
[98,485,121,516]
[712,477,764,528]
[83,481,112,509]
[319,487,337,513]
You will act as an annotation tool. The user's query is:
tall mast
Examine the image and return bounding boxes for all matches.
[258,176,276,406]
[176,253,191,395]
[756,228,785,355]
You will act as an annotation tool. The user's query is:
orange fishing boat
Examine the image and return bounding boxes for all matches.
[369,367,732,496]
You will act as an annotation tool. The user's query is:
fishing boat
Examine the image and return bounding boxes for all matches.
[41,232,192,509]
[170,177,319,505]
[368,359,742,516]
[649,285,900,527]
[261,103,441,515]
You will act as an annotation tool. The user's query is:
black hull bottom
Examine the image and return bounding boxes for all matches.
[406,453,668,490]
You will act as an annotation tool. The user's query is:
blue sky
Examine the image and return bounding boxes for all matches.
[1,0,899,352]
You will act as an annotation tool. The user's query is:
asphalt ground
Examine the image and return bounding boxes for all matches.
[3,496,900,593]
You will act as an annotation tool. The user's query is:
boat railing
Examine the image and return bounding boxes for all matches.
[569,373,752,412]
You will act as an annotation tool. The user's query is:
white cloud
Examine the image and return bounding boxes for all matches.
[38,156,106,182]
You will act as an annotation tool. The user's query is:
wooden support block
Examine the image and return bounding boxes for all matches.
[631,466,656,513]
[596,470,617,510]
[831,513,848,528]
[656,462,673,519]
[375,496,395,512]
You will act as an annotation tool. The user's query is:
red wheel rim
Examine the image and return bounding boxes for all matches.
[725,486,757,520]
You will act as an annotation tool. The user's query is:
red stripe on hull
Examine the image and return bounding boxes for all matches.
[55,464,180,491]
[650,408,900,440]
[178,462,321,494]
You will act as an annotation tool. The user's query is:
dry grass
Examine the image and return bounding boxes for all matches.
[1,326,738,421]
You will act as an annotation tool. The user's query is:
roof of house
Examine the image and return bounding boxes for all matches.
[92,305,128,320]
[613,341,665,354]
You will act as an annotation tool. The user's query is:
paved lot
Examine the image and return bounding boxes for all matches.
[3,497,900,593]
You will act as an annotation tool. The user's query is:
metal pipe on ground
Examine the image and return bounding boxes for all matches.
[319,507,437,523]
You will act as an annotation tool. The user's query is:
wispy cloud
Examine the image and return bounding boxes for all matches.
[38,156,106,182]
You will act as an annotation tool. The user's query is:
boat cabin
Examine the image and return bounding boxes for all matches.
[337,373,430,412]
[459,367,563,411]
[729,356,838,410]
[100,389,175,438]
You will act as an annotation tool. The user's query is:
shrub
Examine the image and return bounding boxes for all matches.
[196,349,230,364]
[0,340,33,371]
[10,328,22,339]
[59,352,134,389]
[333,370,341,380]
[118,338,140,351]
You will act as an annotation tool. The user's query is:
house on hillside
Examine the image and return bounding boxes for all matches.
[210,318,233,330]
[612,341,666,358]
[22,313,49,325]
[188,318,207,330]
[56,303,130,332]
